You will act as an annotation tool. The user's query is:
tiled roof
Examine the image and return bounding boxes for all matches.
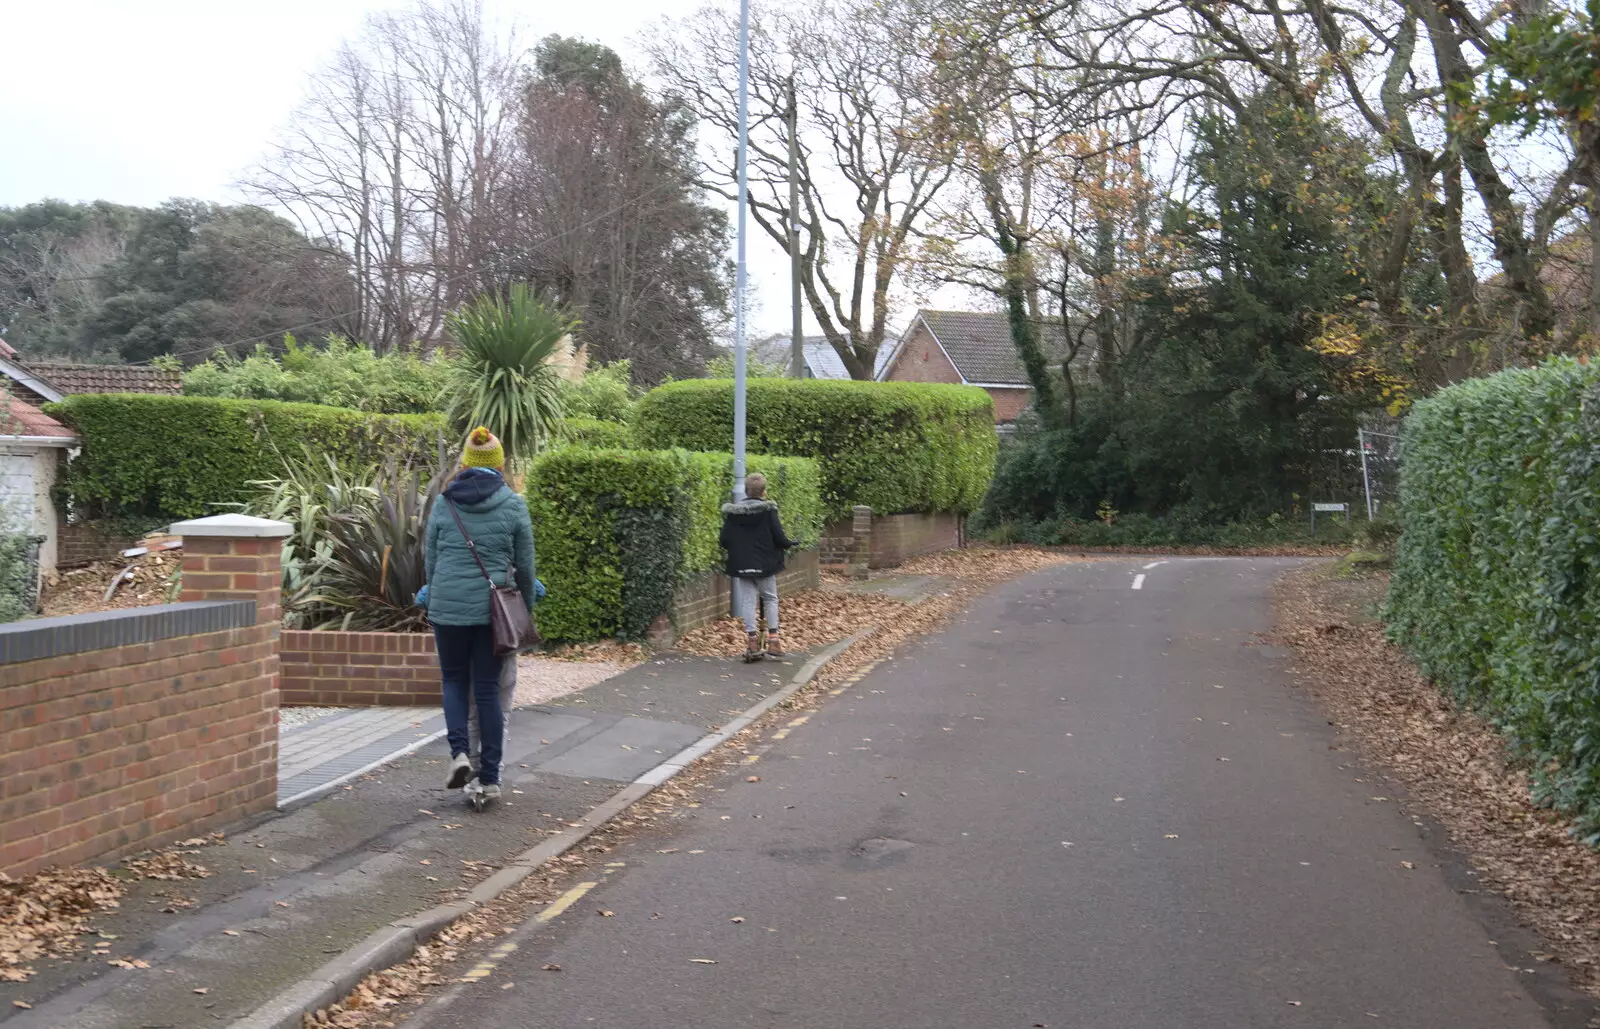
[0,397,75,439]
[24,362,182,396]
[911,310,1079,386]
[781,337,894,380]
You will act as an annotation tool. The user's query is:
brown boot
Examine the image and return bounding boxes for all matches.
[743,631,764,663]
[766,631,784,658]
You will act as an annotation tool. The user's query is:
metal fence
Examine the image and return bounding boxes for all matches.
[1357,428,1402,520]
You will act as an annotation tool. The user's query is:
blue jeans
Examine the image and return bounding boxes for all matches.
[433,624,504,785]
[733,575,779,634]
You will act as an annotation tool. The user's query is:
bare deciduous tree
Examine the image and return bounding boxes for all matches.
[648,0,956,379]
[245,0,517,353]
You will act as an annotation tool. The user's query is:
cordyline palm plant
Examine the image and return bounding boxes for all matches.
[243,438,455,632]
[243,446,384,628]
[444,285,575,474]
[317,458,455,632]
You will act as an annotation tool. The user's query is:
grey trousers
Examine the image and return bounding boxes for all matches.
[468,654,516,771]
[733,575,780,634]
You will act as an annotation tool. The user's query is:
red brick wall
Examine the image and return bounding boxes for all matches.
[0,620,278,878]
[869,513,962,567]
[821,509,962,571]
[56,520,139,568]
[0,520,287,879]
[986,387,1032,424]
[883,324,963,385]
[280,631,439,707]
[652,549,821,643]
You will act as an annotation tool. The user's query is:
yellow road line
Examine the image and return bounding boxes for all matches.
[535,881,600,924]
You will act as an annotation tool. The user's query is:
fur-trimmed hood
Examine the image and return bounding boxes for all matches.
[721,498,777,516]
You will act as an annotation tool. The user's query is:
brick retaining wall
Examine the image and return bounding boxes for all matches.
[652,548,820,643]
[56,520,139,568]
[280,631,438,707]
[869,512,962,568]
[0,515,286,879]
[820,509,963,573]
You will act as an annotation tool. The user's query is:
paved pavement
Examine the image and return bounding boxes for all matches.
[410,557,1586,1029]
[0,653,810,1029]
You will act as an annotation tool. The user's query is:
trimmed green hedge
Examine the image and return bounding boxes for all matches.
[527,447,821,641]
[631,379,997,519]
[46,394,445,522]
[1386,357,1600,839]
[553,417,632,449]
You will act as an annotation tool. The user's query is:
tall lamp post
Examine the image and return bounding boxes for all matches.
[732,0,751,501]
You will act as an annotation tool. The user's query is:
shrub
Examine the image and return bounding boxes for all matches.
[239,444,450,631]
[527,448,821,641]
[983,511,1352,549]
[1385,357,1600,839]
[0,530,39,623]
[182,334,454,415]
[631,379,997,519]
[46,394,445,522]
[561,361,635,423]
[976,382,1361,531]
[554,418,633,449]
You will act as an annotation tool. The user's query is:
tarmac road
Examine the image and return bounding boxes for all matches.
[408,558,1571,1029]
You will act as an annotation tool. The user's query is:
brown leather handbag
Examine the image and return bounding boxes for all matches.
[444,498,538,655]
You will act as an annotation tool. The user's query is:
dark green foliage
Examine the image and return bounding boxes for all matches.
[0,531,39,623]
[1386,357,1600,840]
[526,449,686,641]
[632,379,997,519]
[526,448,821,641]
[46,394,444,523]
[553,418,633,449]
[983,511,1351,549]
[318,462,449,632]
[0,199,351,362]
[980,99,1373,531]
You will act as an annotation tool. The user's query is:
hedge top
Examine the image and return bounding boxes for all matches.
[46,392,444,522]
[631,378,997,518]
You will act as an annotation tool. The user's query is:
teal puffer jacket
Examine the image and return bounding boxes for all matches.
[424,469,536,627]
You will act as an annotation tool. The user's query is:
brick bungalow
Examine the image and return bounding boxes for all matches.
[875,310,1076,426]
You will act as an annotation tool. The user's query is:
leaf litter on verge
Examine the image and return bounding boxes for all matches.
[1274,565,1600,999]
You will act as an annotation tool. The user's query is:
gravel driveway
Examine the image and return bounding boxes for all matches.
[513,655,626,706]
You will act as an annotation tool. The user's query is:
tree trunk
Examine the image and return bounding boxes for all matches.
[980,170,1056,420]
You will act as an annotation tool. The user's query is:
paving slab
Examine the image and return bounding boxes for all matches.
[551,651,803,728]
[535,716,705,781]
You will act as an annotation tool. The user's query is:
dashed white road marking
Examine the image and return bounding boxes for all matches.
[1142,560,1167,570]
[1132,574,1146,590]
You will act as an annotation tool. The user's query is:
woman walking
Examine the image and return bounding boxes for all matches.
[422,427,536,799]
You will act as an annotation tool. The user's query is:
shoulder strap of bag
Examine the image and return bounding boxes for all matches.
[444,497,495,585]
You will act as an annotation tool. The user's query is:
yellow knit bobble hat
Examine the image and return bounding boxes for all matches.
[462,427,505,469]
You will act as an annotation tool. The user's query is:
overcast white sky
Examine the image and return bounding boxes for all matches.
[0,0,853,340]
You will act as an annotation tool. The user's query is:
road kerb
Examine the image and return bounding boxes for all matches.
[227,628,875,1029]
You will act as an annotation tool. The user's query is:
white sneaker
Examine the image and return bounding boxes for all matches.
[479,782,502,800]
[446,753,473,789]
